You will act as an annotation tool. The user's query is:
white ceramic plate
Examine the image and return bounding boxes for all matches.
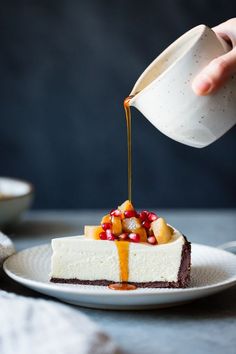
[4,243,236,310]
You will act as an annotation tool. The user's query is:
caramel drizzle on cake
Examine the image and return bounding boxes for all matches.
[108,241,137,291]
[115,240,129,282]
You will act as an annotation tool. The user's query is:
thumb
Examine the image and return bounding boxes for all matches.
[192,48,236,95]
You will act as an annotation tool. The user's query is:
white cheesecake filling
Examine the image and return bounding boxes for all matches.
[51,229,185,283]
[51,237,120,282]
[129,234,184,282]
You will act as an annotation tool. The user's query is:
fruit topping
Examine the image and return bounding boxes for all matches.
[147,236,157,245]
[122,217,142,233]
[128,233,140,243]
[147,212,158,222]
[136,227,147,242]
[118,200,134,213]
[101,214,111,224]
[111,216,122,235]
[124,210,137,218]
[99,232,107,240]
[106,229,116,241]
[101,222,111,231]
[138,210,149,221]
[141,220,151,229]
[86,201,173,245]
[118,233,129,241]
[151,217,172,244]
[84,225,104,240]
[110,209,122,217]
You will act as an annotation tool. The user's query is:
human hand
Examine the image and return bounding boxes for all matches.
[192,18,236,95]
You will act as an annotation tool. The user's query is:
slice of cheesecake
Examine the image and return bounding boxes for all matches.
[50,201,191,289]
[50,231,190,288]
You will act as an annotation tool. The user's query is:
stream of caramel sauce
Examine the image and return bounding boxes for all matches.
[123,96,134,203]
[108,96,137,291]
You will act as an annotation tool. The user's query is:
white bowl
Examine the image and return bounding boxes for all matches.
[0,177,34,227]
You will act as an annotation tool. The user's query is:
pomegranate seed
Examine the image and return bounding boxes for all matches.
[147,212,158,222]
[142,220,151,229]
[99,232,107,240]
[106,229,116,241]
[128,233,140,243]
[110,209,122,217]
[138,210,148,221]
[147,236,157,245]
[118,233,129,241]
[102,222,111,231]
[124,210,137,218]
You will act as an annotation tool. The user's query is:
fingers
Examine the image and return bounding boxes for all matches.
[192,18,236,95]
[192,48,236,95]
[213,18,236,46]
[212,18,236,34]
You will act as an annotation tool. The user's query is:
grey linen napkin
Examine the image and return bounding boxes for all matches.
[0,232,120,354]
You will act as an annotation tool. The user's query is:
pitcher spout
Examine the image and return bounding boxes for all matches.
[127,93,137,107]
[128,86,143,107]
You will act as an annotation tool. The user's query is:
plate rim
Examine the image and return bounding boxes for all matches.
[3,243,236,297]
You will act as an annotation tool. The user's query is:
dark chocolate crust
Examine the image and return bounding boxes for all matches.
[177,235,191,287]
[51,236,191,288]
[51,278,188,288]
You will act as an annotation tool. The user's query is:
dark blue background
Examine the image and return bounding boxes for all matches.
[1,0,236,209]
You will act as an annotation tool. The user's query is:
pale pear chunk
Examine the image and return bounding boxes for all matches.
[111,216,122,235]
[122,217,142,233]
[84,225,103,240]
[101,214,110,224]
[136,227,147,242]
[151,218,172,244]
[118,200,134,213]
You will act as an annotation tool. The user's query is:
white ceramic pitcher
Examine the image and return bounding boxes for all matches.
[129,25,236,148]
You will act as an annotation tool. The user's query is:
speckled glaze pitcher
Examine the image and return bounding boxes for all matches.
[129,25,236,148]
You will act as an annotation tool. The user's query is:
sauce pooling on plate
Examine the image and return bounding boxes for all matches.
[108,283,137,291]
